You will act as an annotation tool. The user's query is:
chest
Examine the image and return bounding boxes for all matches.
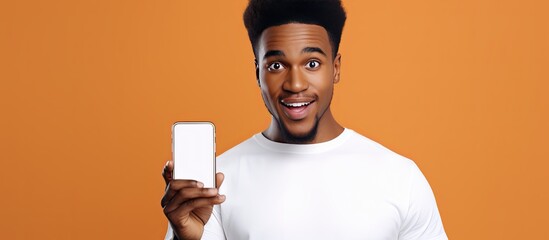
[219,157,408,240]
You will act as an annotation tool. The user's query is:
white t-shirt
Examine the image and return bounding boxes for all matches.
[165,129,447,240]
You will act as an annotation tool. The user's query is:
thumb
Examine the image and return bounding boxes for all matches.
[215,172,225,189]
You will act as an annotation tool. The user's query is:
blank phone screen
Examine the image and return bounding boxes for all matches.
[172,122,215,188]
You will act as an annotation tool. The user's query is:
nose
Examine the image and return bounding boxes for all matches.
[283,66,309,93]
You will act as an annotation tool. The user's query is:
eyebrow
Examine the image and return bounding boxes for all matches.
[302,47,326,56]
[263,47,327,59]
[263,50,285,59]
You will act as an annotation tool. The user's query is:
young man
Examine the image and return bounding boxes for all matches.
[161,0,447,239]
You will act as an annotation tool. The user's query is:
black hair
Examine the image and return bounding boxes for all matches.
[243,0,347,59]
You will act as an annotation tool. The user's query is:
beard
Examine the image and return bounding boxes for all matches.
[277,116,320,144]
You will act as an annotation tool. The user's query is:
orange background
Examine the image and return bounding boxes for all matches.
[1,0,548,239]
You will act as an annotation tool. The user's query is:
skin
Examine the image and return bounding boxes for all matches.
[161,23,344,240]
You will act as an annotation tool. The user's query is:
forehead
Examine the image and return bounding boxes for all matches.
[257,23,332,58]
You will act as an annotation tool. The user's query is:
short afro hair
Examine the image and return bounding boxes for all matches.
[243,0,347,59]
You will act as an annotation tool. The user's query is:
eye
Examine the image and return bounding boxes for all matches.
[267,62,285,72]
[306,60,320,69]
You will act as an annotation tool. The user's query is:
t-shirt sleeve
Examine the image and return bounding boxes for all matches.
[201,205,226,239]
[399,162,448,240]
[163,205,225,240]
[164,223,174,240]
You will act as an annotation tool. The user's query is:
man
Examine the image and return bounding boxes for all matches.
[161,0,447,239]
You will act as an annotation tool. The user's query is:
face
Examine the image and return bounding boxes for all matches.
[256,23,341,143]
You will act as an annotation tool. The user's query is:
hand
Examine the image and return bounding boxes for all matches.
[161,161,226,240]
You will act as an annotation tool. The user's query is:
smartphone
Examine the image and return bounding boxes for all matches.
[172,122,216,188]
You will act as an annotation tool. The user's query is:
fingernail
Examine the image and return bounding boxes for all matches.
[218,195,226,200]
[196,181,204,188]
[165,161,170,167]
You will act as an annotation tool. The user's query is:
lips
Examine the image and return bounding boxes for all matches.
[280,98,315,120]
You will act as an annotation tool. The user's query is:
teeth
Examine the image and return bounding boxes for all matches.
[282,101,311,107]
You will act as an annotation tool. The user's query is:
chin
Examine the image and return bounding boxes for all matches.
[279,118,319,143]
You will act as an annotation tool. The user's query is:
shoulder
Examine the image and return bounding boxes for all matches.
[216,134,263,169]
[343,129,417,170]
[217,134,261,159]
[348,130,447,238]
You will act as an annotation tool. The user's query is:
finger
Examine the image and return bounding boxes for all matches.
[163,187,219,213]
[162,160,174,185]
[215,172,225,189]
[165,194,226,218]
[160,180,204,208]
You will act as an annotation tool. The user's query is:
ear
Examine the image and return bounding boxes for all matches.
[255,59,261,87]
[333,53,341,84]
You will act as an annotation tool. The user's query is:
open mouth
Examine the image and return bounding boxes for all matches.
[280,99,315,120]
[280,100,314,108]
